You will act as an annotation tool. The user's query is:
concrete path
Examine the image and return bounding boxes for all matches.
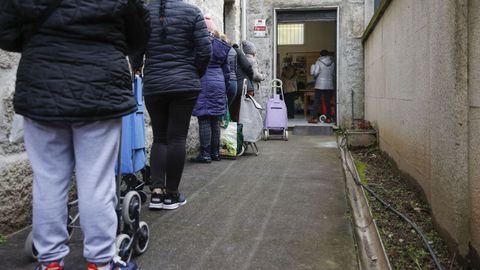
[0,135,358,270]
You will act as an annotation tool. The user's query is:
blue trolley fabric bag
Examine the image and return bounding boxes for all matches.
[117,75,146,174]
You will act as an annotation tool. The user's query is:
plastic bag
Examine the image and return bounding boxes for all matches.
[220,122,237,157]
[9,114,24,143]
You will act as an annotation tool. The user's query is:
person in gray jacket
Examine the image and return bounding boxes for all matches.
[242,40,266,95]
[310,50,335,123]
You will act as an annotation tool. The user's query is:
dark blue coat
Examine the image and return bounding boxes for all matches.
[130,0,212,96]
[192,38,231,117]
[0,0,150,121]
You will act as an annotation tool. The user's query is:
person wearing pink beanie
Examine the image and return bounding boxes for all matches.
[204,15,216,33]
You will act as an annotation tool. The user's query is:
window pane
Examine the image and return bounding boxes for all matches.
[278,23,304,45]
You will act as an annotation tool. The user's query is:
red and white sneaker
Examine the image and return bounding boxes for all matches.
[87,257,138,270]
[34,261,64,270]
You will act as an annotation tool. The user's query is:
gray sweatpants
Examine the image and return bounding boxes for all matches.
[24,117,121,264]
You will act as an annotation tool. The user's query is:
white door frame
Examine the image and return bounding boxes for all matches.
[273,6,340,125]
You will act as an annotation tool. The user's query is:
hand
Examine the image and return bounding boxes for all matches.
[247,90,254,97]
[134,69,142,75]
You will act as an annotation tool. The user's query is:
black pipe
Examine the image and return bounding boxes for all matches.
[351,90,355,129]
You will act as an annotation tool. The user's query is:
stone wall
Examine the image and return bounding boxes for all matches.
[224,0,242,43]
[0,50,32,235]
[364,0,479,263]
[185,0,226,33]
[245,0,366,127]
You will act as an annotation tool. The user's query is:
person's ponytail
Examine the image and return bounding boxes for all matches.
[158,0,167,38]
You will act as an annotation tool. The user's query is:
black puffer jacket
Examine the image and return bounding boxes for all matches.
[130,0,212,96]
[0,0,150,121]
[233,46,254,92]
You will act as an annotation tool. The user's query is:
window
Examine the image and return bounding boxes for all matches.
[278,23,304,45]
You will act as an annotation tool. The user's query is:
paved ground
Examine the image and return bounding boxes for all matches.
[0,135,358,270]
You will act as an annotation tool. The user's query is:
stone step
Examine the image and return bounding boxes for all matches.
[287,117,335,136]
[292,124,333,136]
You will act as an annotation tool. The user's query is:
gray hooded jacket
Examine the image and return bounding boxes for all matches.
[242,40,265,83]
[312,56,335,90]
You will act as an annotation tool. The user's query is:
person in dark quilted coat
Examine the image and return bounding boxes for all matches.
[191,27,231,163]
[130,0,212,210]
[0,1,150,270]
[229,43,254,122]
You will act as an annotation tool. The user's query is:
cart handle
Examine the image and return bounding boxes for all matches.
[270,79,284,100]
[271,79,283,88]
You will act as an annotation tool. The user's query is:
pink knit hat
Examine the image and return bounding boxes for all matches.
[204,15,216,33]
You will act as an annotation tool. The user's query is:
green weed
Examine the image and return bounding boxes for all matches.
[0,234,7,246]
[354,159,368,184]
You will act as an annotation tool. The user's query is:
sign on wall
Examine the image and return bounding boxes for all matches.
[254,19,267,37]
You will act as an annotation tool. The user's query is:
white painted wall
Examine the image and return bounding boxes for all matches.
[364,0,479,260]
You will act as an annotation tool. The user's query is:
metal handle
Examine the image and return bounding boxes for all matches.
[271,79,283,88]
[270,79,284,100]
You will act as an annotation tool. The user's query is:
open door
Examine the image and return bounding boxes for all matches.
[273,8,339,126]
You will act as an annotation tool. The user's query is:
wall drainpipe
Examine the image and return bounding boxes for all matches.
[351,90,355,129]
[241,0,247,40]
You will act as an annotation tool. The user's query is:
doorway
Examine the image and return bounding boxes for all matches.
[274,9,338,126]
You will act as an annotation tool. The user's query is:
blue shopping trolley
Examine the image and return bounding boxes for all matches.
[114,75,150,262]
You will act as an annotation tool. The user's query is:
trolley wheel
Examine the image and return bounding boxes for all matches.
[122,191,141,227]
[24,231,38,261]
[319,115,327,123]
[262,129,268,141]
[283,130,289,141]
[134,221,150,255]
[137,190,148,205]
[237,144,245,157]
[116,234,133,262]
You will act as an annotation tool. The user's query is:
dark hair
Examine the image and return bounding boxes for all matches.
[159,0,167,38]
[233,44,239,49]
[320,50,329,56]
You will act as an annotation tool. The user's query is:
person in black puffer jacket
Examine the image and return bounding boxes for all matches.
[130,0,212,211]
[230,43,254,122]
[0,1,150,270]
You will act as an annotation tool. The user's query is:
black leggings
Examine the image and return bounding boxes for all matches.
[145,92,198,192]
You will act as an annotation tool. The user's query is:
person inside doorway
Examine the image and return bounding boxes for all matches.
[309,50,335,124]
[281,56,298,119]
